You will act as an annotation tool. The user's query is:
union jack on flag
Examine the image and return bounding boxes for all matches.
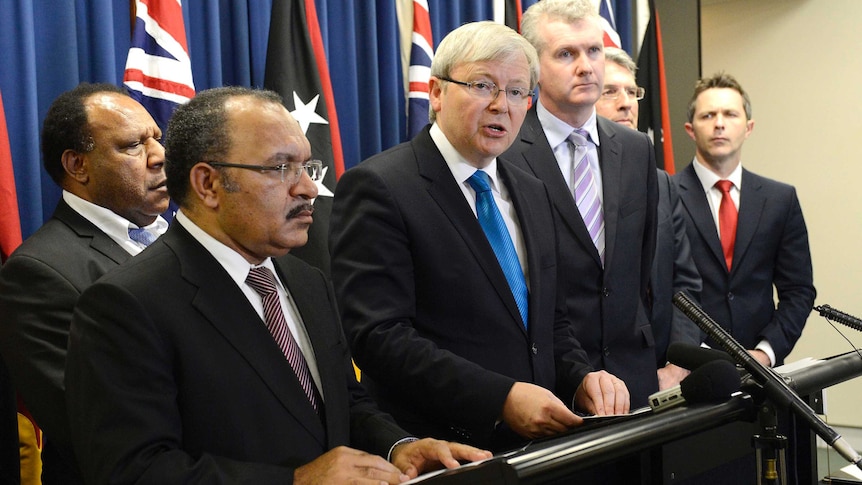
[407,0,433,138]
[123,0,195,133]
[596,0,622,48]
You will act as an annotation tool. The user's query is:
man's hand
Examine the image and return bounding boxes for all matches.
[294,446,408,485]
[390,438,492,479]
[501,382,583,439]
[573,370,630,416]
[749,349,772,367]
[657,363,690,390]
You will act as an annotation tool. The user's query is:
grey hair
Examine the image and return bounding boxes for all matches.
[604,47,637,77]
[521,0,599,55]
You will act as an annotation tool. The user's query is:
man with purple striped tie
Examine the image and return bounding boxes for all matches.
[65,87,490,485]
[504,0,661,409]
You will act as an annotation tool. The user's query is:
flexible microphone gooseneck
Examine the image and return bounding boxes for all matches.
[673,292,862,470]
[814,304,862,333]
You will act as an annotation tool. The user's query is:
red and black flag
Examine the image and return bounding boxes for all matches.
[264,0,344,275]
[636,0,675,173]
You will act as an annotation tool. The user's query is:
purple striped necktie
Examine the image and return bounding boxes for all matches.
[246,266,321,413]
[568,129,605,264]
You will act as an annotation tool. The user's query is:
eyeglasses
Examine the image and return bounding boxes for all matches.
[439,77,534,105]
[601,85,645,101]
[206,159,323,185]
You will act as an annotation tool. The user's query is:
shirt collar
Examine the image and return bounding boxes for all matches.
[692,158,743,193]
[536,100,601,149]
[63,190,167,241]
[174,210,278,288]
[430,122,503,192]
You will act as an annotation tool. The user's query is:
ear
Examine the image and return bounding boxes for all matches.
[744,119,755,139]
[189,162,222,209]
[684,122,696,141]
[429,77,444,115]
[60,149,88,184]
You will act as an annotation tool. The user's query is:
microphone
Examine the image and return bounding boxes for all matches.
[667,342,736,371]
[649,359,741,413]
[673,292,862,471]
[814,304,862,332]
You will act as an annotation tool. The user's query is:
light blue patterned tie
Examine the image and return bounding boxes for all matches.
[568,129,605,264]
[128,227,157,247]
[467,170,529,328]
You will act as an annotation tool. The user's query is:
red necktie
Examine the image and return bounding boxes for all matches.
[715,180,737,271]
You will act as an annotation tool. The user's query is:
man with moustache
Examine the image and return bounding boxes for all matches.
[0,83,170,483]
[503,0,660,407]
[65,86,489,484]
[330,21,628,453]
[675,73,814,368]
[594,47,702,388]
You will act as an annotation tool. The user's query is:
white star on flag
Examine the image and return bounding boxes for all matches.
[290,92,328,134]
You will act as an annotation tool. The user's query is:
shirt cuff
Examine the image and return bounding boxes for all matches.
[388,437,419,462]
[755,340,776,367]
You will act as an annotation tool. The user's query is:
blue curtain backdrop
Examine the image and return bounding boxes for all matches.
[0,0,630,240]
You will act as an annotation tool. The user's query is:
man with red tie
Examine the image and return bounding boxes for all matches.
[674,73,816,367]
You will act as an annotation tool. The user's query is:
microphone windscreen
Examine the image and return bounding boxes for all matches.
[668,342,736,370]
[680,360,741,404]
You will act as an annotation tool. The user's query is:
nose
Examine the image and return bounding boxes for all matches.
[488,88,509,113]
[147,138,166,167]
[574,54,593,76]
[290,168,319,199]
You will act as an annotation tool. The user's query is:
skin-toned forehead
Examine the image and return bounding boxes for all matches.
[84,92,157,131]
[693,87,747,115]
[223,95,311,161]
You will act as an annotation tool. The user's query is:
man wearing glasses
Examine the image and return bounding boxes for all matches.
[503,0,660,409]
[65,87,490,484]
[330,21,628,453]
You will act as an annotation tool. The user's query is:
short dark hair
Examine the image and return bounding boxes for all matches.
[164,86,283,206]
[40,83,128,186]
[687,72,752,123]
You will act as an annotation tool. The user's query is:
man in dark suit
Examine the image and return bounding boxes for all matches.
[503,0,659,407]
[595,47,702,388]
[330,21,628,453]
[65,86,489,484]
[675,73,815,367]
[0,83,171,484]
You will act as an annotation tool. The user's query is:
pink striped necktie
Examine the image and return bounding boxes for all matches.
[568,129,605,264]
[246,266,321,413]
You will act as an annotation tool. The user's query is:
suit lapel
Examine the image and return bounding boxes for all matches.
[677,164,727,271]
[518,111,602,267]
[596,118,622,268]
[732,169,765,274]
[54,199,132,265]
[414,130,526,332]
[165,225,326,446]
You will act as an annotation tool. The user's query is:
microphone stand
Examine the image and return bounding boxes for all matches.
[752,399,788,485]
[673,292,862,478]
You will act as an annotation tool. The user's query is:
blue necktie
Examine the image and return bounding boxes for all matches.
[467,170,529,328]
[128,227,157,247]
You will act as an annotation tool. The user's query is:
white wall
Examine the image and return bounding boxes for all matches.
[700,0,862,428]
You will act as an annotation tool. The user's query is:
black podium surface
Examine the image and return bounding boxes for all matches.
[413,351,862,484]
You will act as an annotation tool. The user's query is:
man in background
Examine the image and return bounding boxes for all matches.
[0,83,170,484]
[594,47,702,389]
[504,0,660,406]
[674,73,815,367]
[331,21,628,453]
[65,86,489,484]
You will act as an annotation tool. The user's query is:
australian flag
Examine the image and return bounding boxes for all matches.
[123,0,195,135]
[407,0,433,138]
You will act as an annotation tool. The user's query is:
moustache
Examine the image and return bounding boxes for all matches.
[287,203,315,219]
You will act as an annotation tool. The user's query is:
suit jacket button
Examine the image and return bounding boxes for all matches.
[603,346,610,357]
[727,292,734,301]
[531,343,538,355]
[601,287,610,297]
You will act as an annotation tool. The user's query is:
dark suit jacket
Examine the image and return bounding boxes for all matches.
[0,199,130,484]
[65,222,407,484]
[674,164,816,364]
[503,110,659,407]
[651,169,703,364]
[330,127,592,450]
